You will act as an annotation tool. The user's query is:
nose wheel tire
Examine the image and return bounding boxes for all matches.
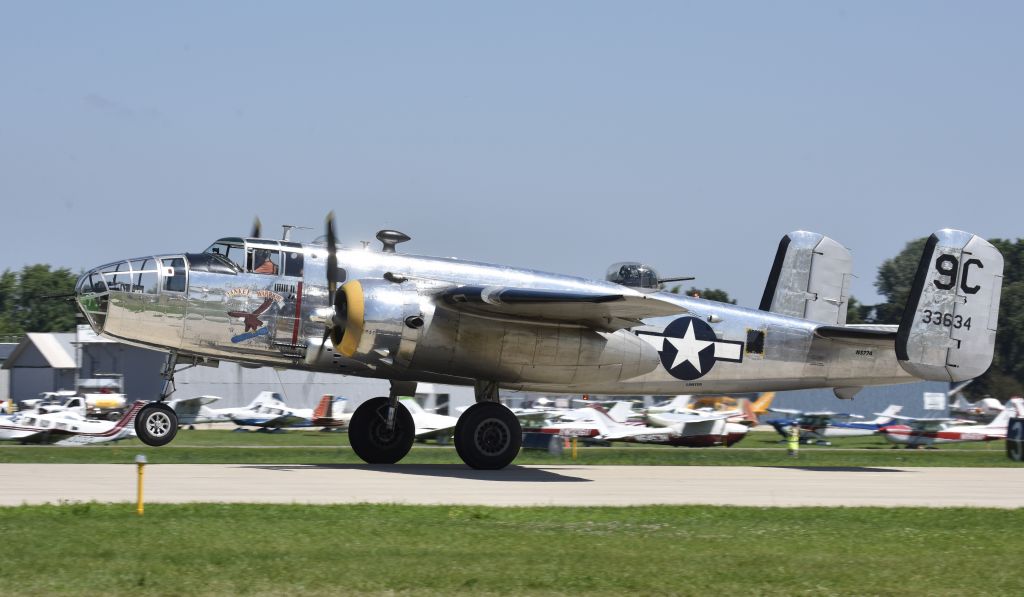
[134,403,179,447]
[455,402,522,470]
[349,397,415,464]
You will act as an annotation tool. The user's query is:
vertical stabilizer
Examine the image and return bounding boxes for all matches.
[867,405,903,425]
[896,230,1003,382]
[759,231,853,324]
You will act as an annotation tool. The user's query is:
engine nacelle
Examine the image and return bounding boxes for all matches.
[332,278,424,366]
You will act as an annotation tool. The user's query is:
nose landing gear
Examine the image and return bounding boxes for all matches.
[348,396,415,464]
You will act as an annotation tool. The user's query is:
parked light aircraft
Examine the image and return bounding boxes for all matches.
[541,405,749,447]
[73,220,1004,469]
[765,405,903,445]
[949,395,1006,423]
[0,402,142,445]
[879,398,1024,448]
[225,392,347,430]
[398,397,459,442]
[647,398,760,428]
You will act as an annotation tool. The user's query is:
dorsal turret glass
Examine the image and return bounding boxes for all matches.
[606,262,661,290]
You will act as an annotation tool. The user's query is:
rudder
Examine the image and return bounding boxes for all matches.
[896,229,1003,382]
[759,231,853,324]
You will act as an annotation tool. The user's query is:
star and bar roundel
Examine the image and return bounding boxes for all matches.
[636,316,744,381]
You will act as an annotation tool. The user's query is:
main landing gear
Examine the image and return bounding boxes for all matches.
[348,380,522,469]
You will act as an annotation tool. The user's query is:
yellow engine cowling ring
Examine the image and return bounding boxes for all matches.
[332,279,423,366]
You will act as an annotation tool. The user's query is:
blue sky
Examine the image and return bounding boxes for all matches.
[1,2,1021,306]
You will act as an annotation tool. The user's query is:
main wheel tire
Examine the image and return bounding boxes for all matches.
[134,403,178,447]
[454,402,522,470]
[348,397,415,464]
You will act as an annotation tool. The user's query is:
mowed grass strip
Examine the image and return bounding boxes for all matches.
[0,503,1021,596]
[0,430,1019,467]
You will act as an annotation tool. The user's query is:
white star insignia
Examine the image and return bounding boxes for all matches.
[665,321,713,372]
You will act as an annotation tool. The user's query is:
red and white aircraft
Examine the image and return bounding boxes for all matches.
[879,398,1024,448]
[540,404,748,447]
[0,402,142,445]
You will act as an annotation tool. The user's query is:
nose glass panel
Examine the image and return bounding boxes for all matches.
[76,258,164,332]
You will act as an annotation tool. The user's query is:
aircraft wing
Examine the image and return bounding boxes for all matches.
[437,285,686,331]
[647,411,732,427]
[767,408,803,415]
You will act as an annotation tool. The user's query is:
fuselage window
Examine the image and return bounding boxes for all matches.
[283,251,304,277]
[162,257,187,292]
[746,329,766,355]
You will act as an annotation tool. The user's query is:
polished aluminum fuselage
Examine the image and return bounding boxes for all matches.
[76,240,916,396]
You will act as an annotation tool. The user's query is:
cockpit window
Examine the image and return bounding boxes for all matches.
[205,241,246,272]
[250,249,280,275]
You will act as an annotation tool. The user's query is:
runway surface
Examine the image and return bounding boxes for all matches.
[2,464,1023,507]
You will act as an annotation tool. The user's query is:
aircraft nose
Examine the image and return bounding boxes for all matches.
[76,265,113,331]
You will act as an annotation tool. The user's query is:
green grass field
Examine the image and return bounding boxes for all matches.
[1,429,1018,467]
[0,503,1021,596]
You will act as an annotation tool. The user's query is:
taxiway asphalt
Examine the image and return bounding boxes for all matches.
[2,464,1023,507]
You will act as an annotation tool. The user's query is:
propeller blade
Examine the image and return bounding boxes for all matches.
[314,210,341,364]
[251,217,262,239]
[326,211,338,296]
[314,326,332,362]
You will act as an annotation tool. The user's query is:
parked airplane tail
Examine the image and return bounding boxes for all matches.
[867,404,903,426]
[983,398,1024,429]
[759,231,853,324]
[313,395,334,420]
[749,392,776,415]
[606,401,635,423]
[896,229,1004,382]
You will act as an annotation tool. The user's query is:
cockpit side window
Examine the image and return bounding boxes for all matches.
[249,249,280,275]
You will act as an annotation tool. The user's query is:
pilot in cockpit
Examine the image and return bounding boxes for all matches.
[253,250,278,275]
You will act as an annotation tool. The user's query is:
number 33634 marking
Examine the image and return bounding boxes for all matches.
[921,310,972,330]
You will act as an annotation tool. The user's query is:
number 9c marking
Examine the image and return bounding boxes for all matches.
[933,255,983,295]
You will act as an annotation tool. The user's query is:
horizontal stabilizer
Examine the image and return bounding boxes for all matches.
[439,285,686,331]
[814,324,898,344]
[896,229,1003,382]
[759,231,853,324]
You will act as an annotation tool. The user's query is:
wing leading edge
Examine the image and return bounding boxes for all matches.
[438,285,686,331]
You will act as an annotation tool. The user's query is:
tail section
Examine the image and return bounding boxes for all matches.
[984,398,1024,430]
[896,229,1003,382]
[749,392,776,415]
[606,401,635,423]
[867,404,903,426]
[759,231,853,324]
[312,395,332,420]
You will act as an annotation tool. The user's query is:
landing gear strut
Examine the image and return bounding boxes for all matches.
[134,351,190,447]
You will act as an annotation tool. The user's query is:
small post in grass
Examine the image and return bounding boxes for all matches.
[135,454,147,516]
[571,437,578,460]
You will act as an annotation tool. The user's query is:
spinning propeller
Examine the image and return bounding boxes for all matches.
[315,211,345,360]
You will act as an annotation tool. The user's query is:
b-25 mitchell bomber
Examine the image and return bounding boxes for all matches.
[73,217,1003,469]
